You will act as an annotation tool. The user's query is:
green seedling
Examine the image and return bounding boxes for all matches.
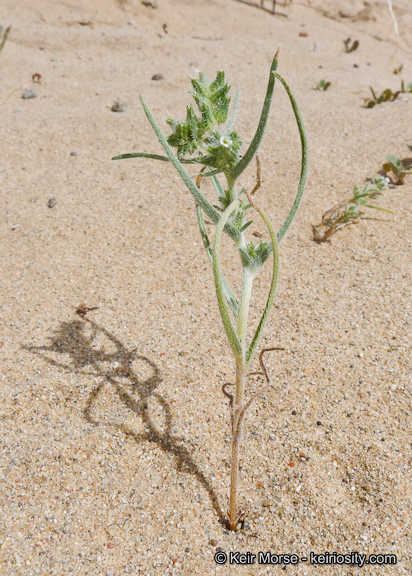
[315,79,331,91]
[0,25,11,54]
[382,155,412,185]
[401,81,412,93]
[312,176,394,242]
[112,51,308,531]
[364,86,401,108]
[343,37,359,53]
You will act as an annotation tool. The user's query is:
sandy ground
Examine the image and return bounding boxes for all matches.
[1,0,412,574]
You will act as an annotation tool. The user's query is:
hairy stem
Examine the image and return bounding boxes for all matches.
[229,357,246,531]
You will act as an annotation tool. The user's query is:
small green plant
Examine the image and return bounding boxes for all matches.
[312,176,394,242]
[112,50,308,531]
[393,64,403,75]
[343,37,359,53]
[382,155,412,185]
[401,80,412,93]
[0,25,11,54]
[315,79,331,91]
[364,86,401,108]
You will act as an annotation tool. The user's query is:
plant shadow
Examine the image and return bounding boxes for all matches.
[24,316,228,527]
[235,0,288,17]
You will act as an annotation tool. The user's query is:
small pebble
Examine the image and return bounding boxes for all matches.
[210,539,218,547]
[70,151,78,157]
[184,547,190,553]
[151,74,164,81]
[291,410,297,415]
[47,198,57,208]
[317,420,322,426]
[22,89,38,99]
[111,100,127,113]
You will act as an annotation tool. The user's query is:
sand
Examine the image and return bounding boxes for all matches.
[0,0,411,574]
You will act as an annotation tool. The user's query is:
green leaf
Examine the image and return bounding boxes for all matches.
[112,152,170,161]
[230,52,280,180]
[386,154,402,169]
[112,152,210,164]
[196,204,240,317]
[212,200,242,358]
[369,86,378,101]
[381,89,393,102]
[166,104,203,158]
[240,220,253,232]
[273,71,309,244]
[190,70,231,129]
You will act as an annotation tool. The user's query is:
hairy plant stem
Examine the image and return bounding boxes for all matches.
[228,267,254,528]
[229,356,247,530]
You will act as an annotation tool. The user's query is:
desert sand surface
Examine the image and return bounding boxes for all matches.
[0,0,412,574]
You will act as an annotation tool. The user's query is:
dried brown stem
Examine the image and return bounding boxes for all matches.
[235,347,284,436]
[222,382,235,430]
[251,154,261,196]
[196,165,207,188]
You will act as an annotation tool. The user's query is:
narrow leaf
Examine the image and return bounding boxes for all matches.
[273,71,309,244]
[240,220,253,232]
[230,51,280,180]
[212,200,242,357]
[196,204,240,318]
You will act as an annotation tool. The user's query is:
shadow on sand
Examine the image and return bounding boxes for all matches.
[24,316,228,527]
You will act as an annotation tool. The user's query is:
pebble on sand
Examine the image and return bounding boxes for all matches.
[22,89,38,99]
[111,100,127,112]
